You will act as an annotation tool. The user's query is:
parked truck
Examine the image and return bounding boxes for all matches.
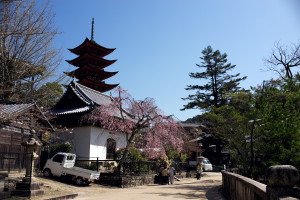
[43,152,100,186]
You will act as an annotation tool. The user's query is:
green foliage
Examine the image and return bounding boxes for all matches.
[201,104,251,169]
[166,147,188,162]
[49,143,72,158]
[223,79,300,176]
[36,82,64,109]
[252,79,300,168]
[185,43,300,179]
[115,147,154,174]
[182,45,247,111]
[188,77,300,177]
[115,147,148,162]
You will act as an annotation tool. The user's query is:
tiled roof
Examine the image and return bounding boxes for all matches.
[52,106,91,115]
[52,81,113,115]
[53,81,131,120]
[0,103,35,118]
[73,81,112,106]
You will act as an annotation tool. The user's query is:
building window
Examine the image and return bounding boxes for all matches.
[106,138,116,160]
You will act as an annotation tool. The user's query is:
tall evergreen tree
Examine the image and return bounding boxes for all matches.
[182,46,247,111]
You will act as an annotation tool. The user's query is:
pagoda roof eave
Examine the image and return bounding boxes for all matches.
[65,66,118,80]
[68,38,116,57]
[78,79,119,93]
[66,53,117,68]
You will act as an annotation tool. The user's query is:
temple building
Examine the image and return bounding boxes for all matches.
[52,19,127,160]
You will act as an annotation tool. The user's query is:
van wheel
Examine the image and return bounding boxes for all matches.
[75,177,83,186]
[43,169,52,177]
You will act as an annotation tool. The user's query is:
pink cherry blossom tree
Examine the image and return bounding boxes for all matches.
[83,87,184,163]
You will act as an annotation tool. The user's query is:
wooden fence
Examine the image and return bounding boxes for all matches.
[0,152,32,173]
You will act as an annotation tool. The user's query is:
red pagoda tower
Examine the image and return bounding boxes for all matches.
[51,18,121,125]
[65,18,119,93]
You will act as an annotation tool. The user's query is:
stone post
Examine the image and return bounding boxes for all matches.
[11,130,44,197]
[22,131,42,182]
[266,165,299,200]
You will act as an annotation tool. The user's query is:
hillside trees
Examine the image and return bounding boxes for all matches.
[184,43,300,178]
[251,79,300,168]
[83,87,185,163]
[200,91,255,169]
[196,79,300,177]
[182,45,247,111]
[0,0,64,106]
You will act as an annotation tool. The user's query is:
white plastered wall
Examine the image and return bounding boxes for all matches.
[72,126,91,158]
[73,126,128,160]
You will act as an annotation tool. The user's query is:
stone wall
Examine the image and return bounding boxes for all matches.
[98,172,188,188]
[98,174,156,188]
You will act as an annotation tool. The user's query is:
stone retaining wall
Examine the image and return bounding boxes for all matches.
[98,174,156,188]
[98,172,188,188]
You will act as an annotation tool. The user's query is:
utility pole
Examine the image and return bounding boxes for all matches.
[248,119,261,179]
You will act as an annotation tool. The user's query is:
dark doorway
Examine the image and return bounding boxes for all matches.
[106,138,116,159]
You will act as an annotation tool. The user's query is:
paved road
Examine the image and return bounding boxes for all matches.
[75,172,225,200]
[33,172,225,200]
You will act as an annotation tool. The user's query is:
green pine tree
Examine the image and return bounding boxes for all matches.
[182,45,247,111]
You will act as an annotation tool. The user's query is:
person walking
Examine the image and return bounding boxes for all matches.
[196,160,203,180]
[169,164,175,184]
[161,165,170,184]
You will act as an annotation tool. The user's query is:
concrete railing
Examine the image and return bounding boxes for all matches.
[222,165,300,200]
[222,170,267,200]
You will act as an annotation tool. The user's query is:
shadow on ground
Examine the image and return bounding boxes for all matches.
[137,179,225,199]
[206,185,226,200]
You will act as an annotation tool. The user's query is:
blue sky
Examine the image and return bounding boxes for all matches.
[50,0,300,121]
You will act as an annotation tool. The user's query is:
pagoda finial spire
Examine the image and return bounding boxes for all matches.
[91,17,94,41]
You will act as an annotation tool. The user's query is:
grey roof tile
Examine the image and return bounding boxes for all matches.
[0,103,35,118]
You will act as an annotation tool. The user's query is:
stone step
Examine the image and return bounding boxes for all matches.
[0,192,11,199]
[11,189,45,197]
[0,173,8,178]
[16,182,43,190]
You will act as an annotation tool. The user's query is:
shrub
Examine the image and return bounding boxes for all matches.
[49,143,72,157]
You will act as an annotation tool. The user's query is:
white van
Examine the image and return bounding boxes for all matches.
[188,157,213,172]
[202,158,213,171]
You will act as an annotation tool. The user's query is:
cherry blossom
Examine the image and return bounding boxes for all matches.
[83,87,184,160]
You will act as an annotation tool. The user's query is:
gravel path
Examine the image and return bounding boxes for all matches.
[33,172,225,200]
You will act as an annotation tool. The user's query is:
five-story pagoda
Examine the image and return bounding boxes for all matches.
[51,19,127,160]
[52,18,119,125]
[65,18,118,93]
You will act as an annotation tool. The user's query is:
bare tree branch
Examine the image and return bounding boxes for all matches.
[265,41,300,80]
[0,0,65,103]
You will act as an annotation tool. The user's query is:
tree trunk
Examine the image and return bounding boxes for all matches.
[118,130,137,173]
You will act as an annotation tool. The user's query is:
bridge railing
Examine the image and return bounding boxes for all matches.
[222,165,300,200]
[222,170,267,200]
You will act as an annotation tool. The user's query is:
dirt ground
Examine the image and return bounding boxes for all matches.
[30,172,225,200]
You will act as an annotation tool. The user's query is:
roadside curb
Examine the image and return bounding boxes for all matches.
[43,193,78,200]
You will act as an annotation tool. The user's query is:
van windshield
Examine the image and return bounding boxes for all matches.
[203,159,211,164]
